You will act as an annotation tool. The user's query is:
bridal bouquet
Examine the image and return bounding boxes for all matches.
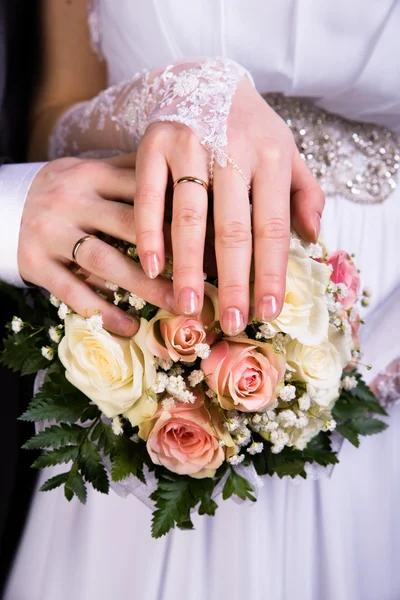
[1,234,387,537]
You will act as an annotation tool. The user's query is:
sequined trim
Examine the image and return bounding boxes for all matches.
[265,94,399,205]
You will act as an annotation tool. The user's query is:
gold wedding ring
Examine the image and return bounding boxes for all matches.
[72,234,99,263]
[173,176,209,192]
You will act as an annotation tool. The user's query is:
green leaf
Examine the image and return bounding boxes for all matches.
[198,494,218,517]
[20,366,97,424]
[32,445,79,468]
[150,471,218,538]
[139,302,158,321]
[79,439,109,493]
[97,422,119,456]
[301,432,339,467]
[111,436,146,483]
[348,417,388,436]
[222,468,256,502]
[65,471,87,504]
[23,424,86,450]
[39,471,69,492]
[1,334,49,375]
[336,423,360,447]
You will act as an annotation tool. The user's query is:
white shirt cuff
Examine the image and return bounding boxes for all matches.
[0,162,47,287]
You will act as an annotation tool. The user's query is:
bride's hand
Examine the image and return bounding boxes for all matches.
[134,76,324,335]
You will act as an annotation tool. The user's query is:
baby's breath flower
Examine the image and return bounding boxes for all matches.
[228,454,245,466]
[154,357,173,371]
[87,313,103,332]
[270,428,289,454]
[194,343,211,359]
[205,388,217,400]
[259,322,275,339]
[130,433,140,443]
[322,419,337,432]
[341,375,357,391]
[41,346,54,361]
[111,416,124,436]
[58,303,70,320]
[166,375,196,403]
[105,281,119,292]
[152,372,169,394]
[11,316,23,333]
[129,293,146,311]
[48,325,63,344]
[298,392,311,411]
[162,397,176,410]
[277,409,297,428]
[247,441,264,455]
[336,283,348,298]
[306,242,323,259]
[252,414,262,425]
[279,384,297,402]
[50,294,61,308]
[188,369,205,387]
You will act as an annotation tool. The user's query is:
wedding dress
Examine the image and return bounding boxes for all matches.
[5,1,400,599]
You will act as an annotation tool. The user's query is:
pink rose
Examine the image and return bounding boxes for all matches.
[326,250,360,310]
[139,390,234,478]
[201,338,286,412]
[146,283,219,363]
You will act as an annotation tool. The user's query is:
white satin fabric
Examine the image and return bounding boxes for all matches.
[5,2,400,599]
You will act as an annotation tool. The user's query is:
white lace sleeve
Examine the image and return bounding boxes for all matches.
[48,58,250,162]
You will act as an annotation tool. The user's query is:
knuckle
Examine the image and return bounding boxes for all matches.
[135,183,163,207]
[172,264,198,279]
[258,271,283,288]
[86,244,112,273]
[219,281,248,297]
[118,205,136,233]
[217,221,251,249]
[57,281,78,307]
[259,143,284,164]
[175,205,204,229]
[72,160,103,181]
[256,217,289,243]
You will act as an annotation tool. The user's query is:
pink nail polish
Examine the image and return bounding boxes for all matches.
[222,307,245,336]
[178,288,199,315]
[143,253,160,279]
[258,295,278,322]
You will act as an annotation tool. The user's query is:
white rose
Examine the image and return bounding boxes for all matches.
[328,324,352,369]
[58,315,157,426]
[286,334,343,408]
[272,238,331,345]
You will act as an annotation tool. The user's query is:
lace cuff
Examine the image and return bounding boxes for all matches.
[48,58,250,162]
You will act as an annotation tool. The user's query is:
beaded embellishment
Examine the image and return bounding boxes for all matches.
[266,93,399,204]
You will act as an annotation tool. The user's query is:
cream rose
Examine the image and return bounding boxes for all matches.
[201,337,286,412]
[58,315,157,426]
[139,390,234,478]
[271,238,331,345]
[286,330,344,407]
[146,283,219,363]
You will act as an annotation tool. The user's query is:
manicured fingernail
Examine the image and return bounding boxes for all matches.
[143,252,160,279]
[178,287,199,315]
[258,295,278,322]
[120,315,138,336]
[166,291,177,312]
[313,214,321,242]
[222,307,245,336]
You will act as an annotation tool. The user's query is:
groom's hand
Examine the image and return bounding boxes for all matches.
[18,155,177,336]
